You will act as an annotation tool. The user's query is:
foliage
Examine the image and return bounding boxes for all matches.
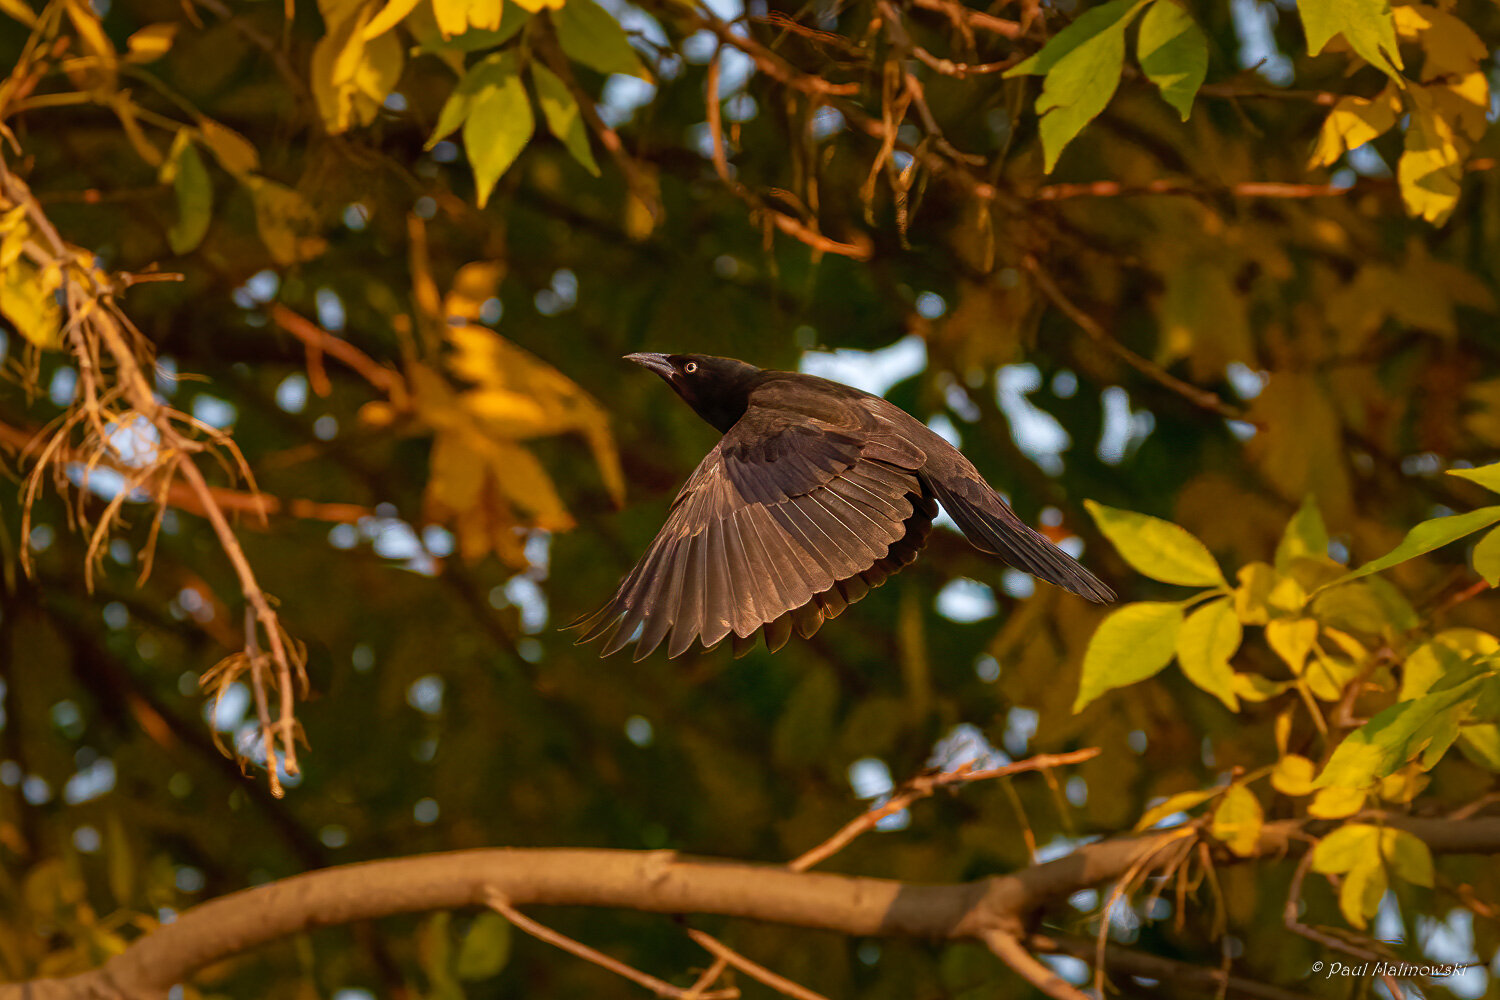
[4,0,1500,992]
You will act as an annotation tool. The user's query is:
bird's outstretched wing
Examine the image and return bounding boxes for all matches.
[571,399,934,659]
[919,473,1116,603]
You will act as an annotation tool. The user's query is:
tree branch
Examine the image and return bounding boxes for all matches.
[11,815,1500,1000]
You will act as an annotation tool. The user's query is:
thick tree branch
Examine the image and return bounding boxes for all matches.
[10,815,1499,1000]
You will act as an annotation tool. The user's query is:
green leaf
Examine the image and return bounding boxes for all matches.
[1399,629,1497,701]
[1323,505,1500,590]
[1074,601,1185,711]
[1136,0,1207,121]
[1449,461,1500,494]
[1005,0,1148,172]
[1315,676,1486,788]
[1458,723,1500,771]
[530,63,600,177]
[430,52,509,149]
[551,0,645,78]
[460,52,534,208]
[1298,0,1404,81]
[1472,526,1500,586]
[1275,494,1330,574]
[159,130,211,254]
[1381,828,1434,887]
[456,911,511,980]
[1085,500,1227,588]
[1175,597,1240,710]
[1005,0,1145,76]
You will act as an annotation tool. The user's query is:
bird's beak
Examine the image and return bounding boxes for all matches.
[623,353,676,379]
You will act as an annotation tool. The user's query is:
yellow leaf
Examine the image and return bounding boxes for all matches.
[1210,784,1263,857]
[1394,5,1486,80]
[491,440,574,530]
[1233,562,1275,624]
[1084,500,1227,588]
[1380,828,1434,887]
[1308,785,1366,818]
[1,205,31,269]
[1271,754,1317,796]
[1232,673,1291,701]
[1266,618,1318,674]
[1175,597,1241,710]
[65,0,116,73]
[1428,71,1489,142]
[1311,822,1379,873]
[244,176,327,265]
[444,260,505,321]
[433,0,503,36]
[1312,822,1379,873]
[1339,858,1387,929]
[197,119,260,176]
[125,23,177,62]
[313,2,405,133]
[465,388,553,434]
[1267,573,1309,615]
[1377,766,1429,803]
[1306,649,1361,701]
[1399,628,1497,700]
[1309,88,1399,169]
[1134,787,1222,831]
[363,0,424,37]
[1073,601,1185,711]
[0,258,64,349]
[1399,89,1464,225]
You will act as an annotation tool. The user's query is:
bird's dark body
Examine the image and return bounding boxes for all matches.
[572,354,1115,659]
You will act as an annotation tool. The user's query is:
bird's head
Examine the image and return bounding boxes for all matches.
[624,353,762,433]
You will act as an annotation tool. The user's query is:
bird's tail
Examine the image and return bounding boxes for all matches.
[920,473,1116,604]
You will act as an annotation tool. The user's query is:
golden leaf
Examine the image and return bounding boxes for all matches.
[0,258,64,349]
[1398,89,1464,226]
[197,119,260,177]
[1308,88,1399,169]
[125,23,178,63]
[244,176,328,265]
[444,260,505,321]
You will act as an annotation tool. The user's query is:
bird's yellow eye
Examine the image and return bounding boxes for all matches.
[683,362,698,374]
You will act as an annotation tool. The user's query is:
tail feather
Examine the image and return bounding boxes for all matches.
[922,473,1115,604]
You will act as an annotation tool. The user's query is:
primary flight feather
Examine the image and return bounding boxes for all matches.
[571,353,1115,659]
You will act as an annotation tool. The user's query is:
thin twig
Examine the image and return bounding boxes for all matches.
[686,929,830,1000]
[907,0,1025,38]
[269,305,403,397]
[484,890,736,999]
[1023,255,1246,421]
[789,748,1100,872]
[985,930,1093,1000]
[684,957,733,999]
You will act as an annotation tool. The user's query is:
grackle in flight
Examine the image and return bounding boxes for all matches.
[572,354,1114,659]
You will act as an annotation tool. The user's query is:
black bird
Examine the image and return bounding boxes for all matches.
[572,354,1114,660]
